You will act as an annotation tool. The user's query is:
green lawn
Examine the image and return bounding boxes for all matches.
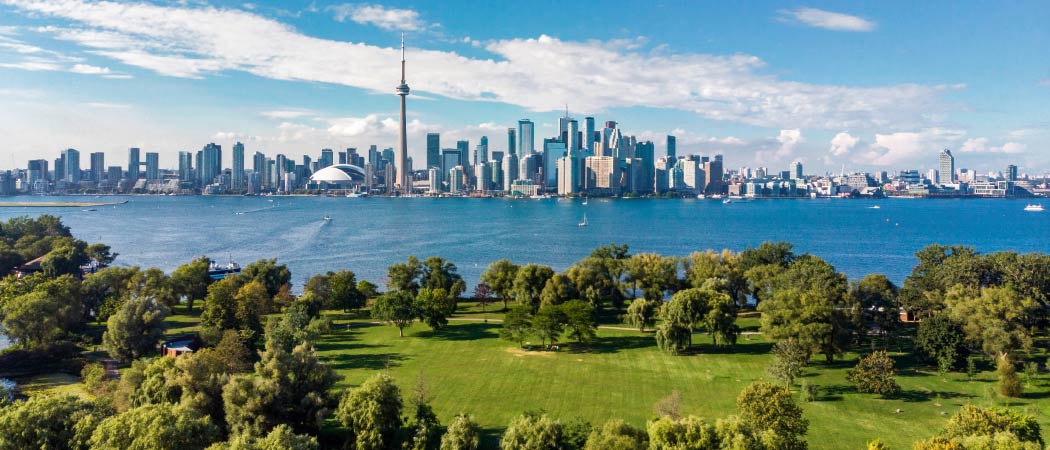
[314,313,1050,450]
[13,373,92,399]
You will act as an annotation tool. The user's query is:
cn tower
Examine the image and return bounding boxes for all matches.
[395,32,410,195]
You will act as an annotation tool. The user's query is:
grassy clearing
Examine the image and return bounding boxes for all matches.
[13,372,92,399]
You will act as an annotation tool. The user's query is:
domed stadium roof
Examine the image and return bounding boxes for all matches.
[309,164,366,183]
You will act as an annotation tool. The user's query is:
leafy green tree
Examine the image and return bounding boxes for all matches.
[704,290,739,346]
[851,274,900,337]
[583,419,648,450]
[739,242,796,270]
[998,358,1023,398]
[945,285,1035,360]
[416,287,458,330]
[847,351,901,397]
[540,273,578,307]
[171,256,213,312]
[406,377,442,450]
[209,424,320,450]
[501,412,565,450]
[372,290,417,337]
[233,279,272,347]
[129,356,183,407]
[241,258,292,297]
[441,414,480,450]
[127,267,178,308]
[0,394,112,450]
[624,298,658,332]
[421,256,467,298]
[82,266,139,322]
[89,403,220,450]
[736,381,809,450]
[2,284,84,349]
[654,322,691,355]
[330,270,365,312]
[387,256,423,293]
[625,253,678,301]
[0,242,24,276]
[532,304,566,347]
[337,373,403,450]
[684,250,750,306]
[513,264,555,311]
[223,342,339,436]
[646,415,717,450]
[481,259,519,311]
[768,337,809,387]
[758,255,856,362]
[567,256,626,310]
[358,279,380,300]
[103,294,170,362]
[40,239,89,278]
[264,301,329,352]
[561,300,597,343]
[662,289,709,347]
[500,304,533,348]
[175,330,252,428]
[898,245,991,320]
[86,242,118,267]
[200,275,245,341]
[915,313,966,369]
[914,405,1043,449]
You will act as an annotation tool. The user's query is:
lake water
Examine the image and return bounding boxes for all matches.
[1,195,1047,289]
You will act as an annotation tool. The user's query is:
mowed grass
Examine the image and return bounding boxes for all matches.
[13,373,92,399]
[314,314,1050,450]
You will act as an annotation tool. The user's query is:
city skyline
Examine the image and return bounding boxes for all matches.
[0,1,1048,173]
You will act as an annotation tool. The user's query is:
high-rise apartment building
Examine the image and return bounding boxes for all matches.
[584,117,595,155]
[145,152,159,180]
[939,149,955,183]
[426,133,440,169]
[63,148,80,184]
[128,147,141,180]
[518,119,534,156]
[666,135,676,160]
[179,151,194,183]
[506,128,516,156]
[90,152,105,183]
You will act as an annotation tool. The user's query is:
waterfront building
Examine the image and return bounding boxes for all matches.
[567,119,580,156]
[557,156,580,195]
[927,169,940,185]
[792,161,803,180]
[502,153,519,191]
[635,141,655,194]
[584,117,595,154]
[1006,164,1018,182]
[666,135,676,159]
[448,166,465,193]
[426,133,440,169]
[704,157,723,195]
[474,137,488,165]
[395,33,411,194]
[474,163,492,192]
[654,156,672,194]
[442,149,461,180]
[584,156,620,196]
[128,147,141,180]
[200,143,222,187]
[428,167,442,193]
[543,139,566,190]
[506,128,516,156]
[27,159,48,188]
[518,119,535,156]
[90,152,105,183]
[519,153,541,186]
[106,166,121,189]
[63,148,80,184]
[939,149,956,183]
[510,179,539,196]
[145,152,159,181]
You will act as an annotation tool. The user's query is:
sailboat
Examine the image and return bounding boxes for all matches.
[578,212,588,227]
[582,197,588,205]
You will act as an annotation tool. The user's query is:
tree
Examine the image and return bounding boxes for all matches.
[336,373,403,450]
[387,256,423,293]
[127,267,178,308]
[684,250,750,307]
[646,416,717,450]
[914,405,1043,449]
[211,424,320,450]
[127,356,183,407]
[330,270,365,312]
[81,266,139,323]
[736,382,809,450]
[0,242,24,276]
[473,283,493,312]
[501,413,565,450]
[0,394,112,450]
[241,258,292,297]
[540,273,578,307]
[172,256,213,313]
[623,298,658,332]
[2,284,83,349]
[86,242,118,267]
[625,253,678,301]
[654,322,691,355]
[416,287,457,330]
[481,259,519,311]
[704,291,739,346]
[768,337,809,388]
[847,351,901,397]
[40,239,88,278]
[567,256,626,310]
[264,301,327,352]
[561,300,597,343]
[662,289,709,347]
[532,304,565,347]
[584,420,648,450]
[420,256,467,298]
[998,358,1023,398]
[89,403,220,450]
[758,255,856,362]
[233,279,271,347]
[852,274,900,337]
[200,276,245,342]
[357,279,380,300]
[406,376,441,450]
[441,414,480,450]
[739,242,796,270]
[372,290,417,337]
[223,341,338,437]
[944,285,1035,360]
[915,313,966,369]
[103,294,170,362]
[501,304,533,348]
[513,264,555,311]
[175,330,252,429]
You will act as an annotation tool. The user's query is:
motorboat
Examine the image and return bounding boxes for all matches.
[722,198,731,204]
[323,215,332,221]
[1024,204,1044,212]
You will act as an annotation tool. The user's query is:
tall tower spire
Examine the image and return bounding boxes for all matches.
[395,33,411,195]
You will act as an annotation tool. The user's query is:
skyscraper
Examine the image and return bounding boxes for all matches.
[90,152,105,183]
[1006,164,1018,181]
[201,143,222,187]
[128,147,141,180]
[319,148,333,170]
[939,149,955,183]
[635,141,655,194]
[179,151,194,183]
[232,142,245,189]
[518,119,534,156]
[567,119,579,156]
[507,128,516,156]
[145,152,159,180]
[792,161,803,180]
[63,148,80,184]
[584,117,595,154]
[395,33,411,194]
[426,133,440,169]
[456,140,469,166]
[666,135,676,160]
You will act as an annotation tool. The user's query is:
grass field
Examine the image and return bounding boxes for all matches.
[312,311,1050,450]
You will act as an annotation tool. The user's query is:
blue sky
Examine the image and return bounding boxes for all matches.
[0,0,1047,175]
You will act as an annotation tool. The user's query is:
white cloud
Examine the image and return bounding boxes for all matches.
[829,132,859,156]
[261,110,312,119]
[858,128,965,166]
[3,0,951,130]
[70,63,110,74]
[776,129,803,157]
[777,7,876,32]
[1039,79,1050,87]
[960,137,1026,154]
[328,3,427,31]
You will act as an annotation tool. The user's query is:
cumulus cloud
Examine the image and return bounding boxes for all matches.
[261,110,312,119]
[328,3,427,31]
[70,63,110,74]
[960,137,1026,154]
[777,7,876,32]
[2,0,951,130]
[858,128,965,166]
[829,132,859,156]
[776,129,803,157]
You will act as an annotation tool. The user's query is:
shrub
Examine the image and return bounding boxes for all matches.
[847,351,901,397]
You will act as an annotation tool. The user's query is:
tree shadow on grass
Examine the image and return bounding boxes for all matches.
[478,427,505,450]
[699,341,773,355]
[895,389,974,403]
[324,352,407,371]
[415,322,500,341]
[818,383,854,401]
[569,335,653,354]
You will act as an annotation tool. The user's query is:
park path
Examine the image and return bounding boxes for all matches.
[446,317,762,335]
[101,358,120,380]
